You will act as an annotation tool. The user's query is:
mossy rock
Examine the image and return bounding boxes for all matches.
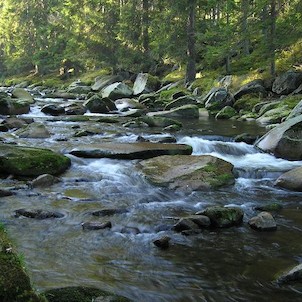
[139,116,182,128]
[44,286,131,302]
[233,95,261,112]
[138,155,234,192]
[159,88,187,102]
[256,106,291,124]
[215,106,237,119]
[0,225,45,302]
[202,206,244,228]
[0,144,71,177]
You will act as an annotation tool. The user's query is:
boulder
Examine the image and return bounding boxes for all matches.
[15,209,64,219]
[133,73,160,95]
[256,105,291,124]
[200,206,244,228]
[277,263,302,284]
[286,99,302,120]
[147,104,200,119]
[115,98,146,111]
[65,103,86,115]
[11,88,34,104]
[258,101,281,116]
[173,215,211,233]
[67,85,91,94]
[204,88,234,111]
[101,82,133,100]
[215,106,237,119]
[44,91,77,99]
[248,211,277,231]
[164,96,197,111]
[233,133,257,145]
[84,95,117,113]
[0,97,30,115]
[15,122,50,138]
[0,144,71,176]
[44,286,131,302]
[31,174,60,188]
[255,115,302,160]
[233,79,267,100]
[41,104,65,116]
[139,116,182,128]
[0,227,44,301]
[272,71,302,95]
[274,166,302,191]
[91,75,123,91]
[0,188,13,197]
[138,155,234,192]
[1,117,31,130]
[70,142,192,159]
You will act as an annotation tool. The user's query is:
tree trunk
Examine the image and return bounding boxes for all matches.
[242,0,250,55]
[185,0,196,84]
[270,0,276,77]
[142,0,150,53]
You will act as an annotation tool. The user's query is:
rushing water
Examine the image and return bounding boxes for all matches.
[1,98,302,301]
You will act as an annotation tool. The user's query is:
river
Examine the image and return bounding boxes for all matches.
[1,95,302,301]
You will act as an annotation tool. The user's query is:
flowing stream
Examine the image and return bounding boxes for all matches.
[1,97,302,301]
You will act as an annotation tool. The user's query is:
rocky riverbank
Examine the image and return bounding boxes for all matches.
[0,69,302,300]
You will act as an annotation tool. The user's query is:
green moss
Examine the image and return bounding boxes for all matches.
[191,71,219,93]
[276,39,302,73]
[44,286,131,302]
[234,96,262,112]
[163,69,185,82]
[278,95,302,109]
[159,87,187,102]
[0,226,45,302]
[0,144,71,177]
[203,206,244,228]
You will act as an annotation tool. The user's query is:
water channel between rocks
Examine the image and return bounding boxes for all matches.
[1,101,302,302]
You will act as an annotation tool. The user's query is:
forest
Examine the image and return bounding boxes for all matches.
[0,0,302,83]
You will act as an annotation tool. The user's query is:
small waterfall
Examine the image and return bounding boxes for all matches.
[178,136,302,186]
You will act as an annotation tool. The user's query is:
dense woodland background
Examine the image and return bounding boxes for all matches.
[0,0,301,83]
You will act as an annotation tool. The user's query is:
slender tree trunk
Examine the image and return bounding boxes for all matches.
[269,0,276,77]
[185,0,196,84]
[242,0,249,55]
[225,0,231,74]
[142,0,150,53]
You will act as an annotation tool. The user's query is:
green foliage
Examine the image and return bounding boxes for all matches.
[0,0,302,80]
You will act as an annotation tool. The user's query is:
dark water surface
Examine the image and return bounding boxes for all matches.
[1,103,302,301]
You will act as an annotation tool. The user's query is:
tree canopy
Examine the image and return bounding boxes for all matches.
[0,0,301,79]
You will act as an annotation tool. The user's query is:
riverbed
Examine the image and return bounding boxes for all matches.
[1,96,302,301]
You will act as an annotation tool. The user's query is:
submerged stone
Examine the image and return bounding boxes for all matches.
[44,286,131,302]
[248,211,277,231]
[15,209,64,219]
[81,221,112,230]
[153,236,171,249]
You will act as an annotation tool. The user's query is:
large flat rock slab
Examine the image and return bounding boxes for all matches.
[69,142,193,159]
[137,155,235,192]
